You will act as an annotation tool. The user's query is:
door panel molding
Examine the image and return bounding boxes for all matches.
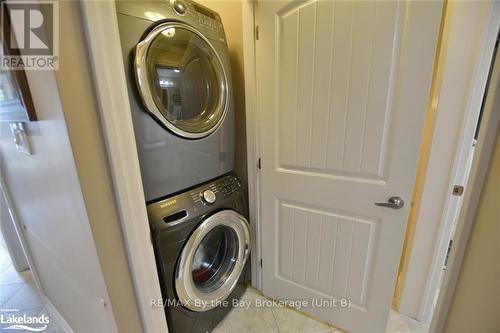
[275,1,405,181]
[276,200,377,309]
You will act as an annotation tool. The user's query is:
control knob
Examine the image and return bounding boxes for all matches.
[172,0,187,15]
[200,190,216,205]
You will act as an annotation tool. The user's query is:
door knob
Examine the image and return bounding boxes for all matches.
[375,196,405,209]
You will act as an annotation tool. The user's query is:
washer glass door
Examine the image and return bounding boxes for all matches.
[135,22,228,138]
[175,210,250,311]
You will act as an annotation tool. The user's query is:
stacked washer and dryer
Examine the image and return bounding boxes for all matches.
[116,1,250,332]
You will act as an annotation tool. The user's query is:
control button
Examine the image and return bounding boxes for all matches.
[172,0,187,15]
[200,190,216,205]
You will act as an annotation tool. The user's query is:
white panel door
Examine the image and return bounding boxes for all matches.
[257,1,443,332]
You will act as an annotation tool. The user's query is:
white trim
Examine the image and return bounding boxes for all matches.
[419,2,500,322]
[79,2,169,333]
[43,295,75,333]
[398,1,500,321]
[429,35,500,333]
[242,0,262,290]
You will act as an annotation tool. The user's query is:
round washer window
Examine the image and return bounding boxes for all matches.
[175,210,250,312]
[191,226,238,293]
[135,23,228,138]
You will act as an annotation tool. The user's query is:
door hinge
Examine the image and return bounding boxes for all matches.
[255,25,259,40]
[452,185,464,196]
[259,258,263,267]
[257,158,261,170]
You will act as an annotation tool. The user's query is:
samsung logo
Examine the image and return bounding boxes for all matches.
[160,200,177,209]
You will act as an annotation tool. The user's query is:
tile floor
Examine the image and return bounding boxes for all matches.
[0,234,428,333]
[0,237,64,332]
[214,287,429,333]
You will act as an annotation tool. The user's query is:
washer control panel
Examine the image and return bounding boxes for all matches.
[148,174,244,230]
[218,176,241,198]
[189,175,242,207]
[172,0,187,15]
[200,189,216,205]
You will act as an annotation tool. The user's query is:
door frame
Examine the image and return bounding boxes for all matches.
[429,42,500,333]
[242,0,500,330]
[79,2,169,333]
[395,0,500,323]
[241,0,261,290]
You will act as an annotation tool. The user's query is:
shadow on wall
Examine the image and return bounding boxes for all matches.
[199,0,248,187]
[228,42,248,187]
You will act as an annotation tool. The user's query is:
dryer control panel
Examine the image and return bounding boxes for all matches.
[169,0,225,40]
[117,0,228,43]
[193,2,223,32]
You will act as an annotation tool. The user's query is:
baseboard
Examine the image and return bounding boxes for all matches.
[42,295,75,333]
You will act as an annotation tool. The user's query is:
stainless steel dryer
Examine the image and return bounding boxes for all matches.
[116,0,235,201]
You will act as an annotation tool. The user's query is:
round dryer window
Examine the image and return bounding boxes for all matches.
[135,22,228,139]
[175,210,250,312]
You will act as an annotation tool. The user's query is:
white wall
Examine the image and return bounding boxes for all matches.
[0,67,117,333]
[0,2,142,332]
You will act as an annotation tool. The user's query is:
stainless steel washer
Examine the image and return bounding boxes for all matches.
[147,174,250,332]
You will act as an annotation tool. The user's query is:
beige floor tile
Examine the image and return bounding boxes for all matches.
[2,281,43,311]
[0,282,24,306]
[212,315,232,333]
[214,287,272,333]
[272,305,332,333]
[240,286,269,302]
[0,265,10,274]
[0,266,31,286]
[386,310,428,333]
[0,249,11,266]
[214,306,279,333]
[210,288,429,333]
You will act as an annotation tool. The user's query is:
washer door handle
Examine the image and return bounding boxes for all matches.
[244,244,251,263]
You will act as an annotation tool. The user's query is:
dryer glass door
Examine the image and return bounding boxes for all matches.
[175,210,250,311]
[135,22,228,139]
